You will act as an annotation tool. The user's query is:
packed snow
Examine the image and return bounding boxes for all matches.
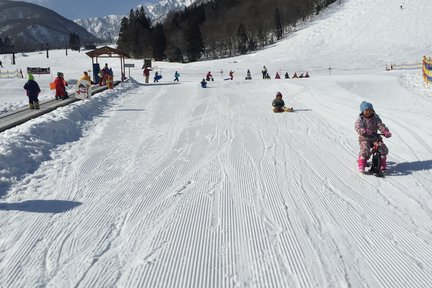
[1,0,432,287]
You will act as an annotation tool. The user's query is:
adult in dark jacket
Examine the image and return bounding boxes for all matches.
[23,73,41,109]
[143,67,152,83]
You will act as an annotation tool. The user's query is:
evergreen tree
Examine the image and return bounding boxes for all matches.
[237,23,248,54]
[131,7,153,58]
[275,8,283,40]
[152,23,166,61]
[166,47,183,62]
[117,17,130,52]
[184,19,204,62]
[69,32,81,51]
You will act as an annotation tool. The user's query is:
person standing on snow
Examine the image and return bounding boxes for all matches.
[79,71,93,83]
[54,72,68,100]
[143,67,152,83]
[23,73,41,109]
[262,66,267,79]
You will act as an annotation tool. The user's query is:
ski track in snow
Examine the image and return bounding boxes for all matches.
[1,0,432,286]
[1,74,432,287]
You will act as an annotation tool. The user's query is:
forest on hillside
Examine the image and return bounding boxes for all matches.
[117,0,339,62]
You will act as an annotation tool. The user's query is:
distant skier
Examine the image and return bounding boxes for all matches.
[275,72,281,79]
[174,71,180,82]
[23,73,41,109]
[229,70,234,80]
[284,72,290,79]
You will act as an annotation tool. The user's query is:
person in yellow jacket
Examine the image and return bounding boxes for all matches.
[80,71,93,83]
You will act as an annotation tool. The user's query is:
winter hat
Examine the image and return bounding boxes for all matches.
[276,91,283,98]
[360,101,373,113]
[28,73,34,81]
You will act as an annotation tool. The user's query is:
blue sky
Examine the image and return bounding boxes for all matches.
[17,0,157,20]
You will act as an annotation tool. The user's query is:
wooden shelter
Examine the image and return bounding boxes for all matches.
[86,46,130,82]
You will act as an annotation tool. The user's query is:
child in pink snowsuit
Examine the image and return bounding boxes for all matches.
[355,101,392,172]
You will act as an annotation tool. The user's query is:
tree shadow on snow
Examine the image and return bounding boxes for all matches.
[387,160,432,176]
[0,200,82,213]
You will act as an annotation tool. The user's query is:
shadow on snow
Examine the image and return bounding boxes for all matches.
[387,160,432,176]
[0,200,82,213]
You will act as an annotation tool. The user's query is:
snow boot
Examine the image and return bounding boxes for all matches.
[380,156,387,171]
[34,100,40,110]
[357,156,366,172]
[29,102,34,109]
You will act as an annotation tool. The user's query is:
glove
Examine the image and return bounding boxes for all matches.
[384,131,392,138]
[362,128,373,136]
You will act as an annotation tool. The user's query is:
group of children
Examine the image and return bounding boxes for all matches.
[142,68,181,83]
[23,68,107,109]
[261,66,310,80]
[272,92,392,173]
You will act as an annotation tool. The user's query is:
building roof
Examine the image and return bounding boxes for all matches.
[85,46,130,58]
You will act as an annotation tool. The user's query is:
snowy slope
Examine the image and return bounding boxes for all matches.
[1,0,432,287]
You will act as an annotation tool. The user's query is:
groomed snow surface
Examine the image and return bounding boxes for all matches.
[1,0,432,287]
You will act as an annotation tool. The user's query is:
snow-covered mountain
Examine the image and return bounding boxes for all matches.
[74,15,124,42]
[142,0,196,22]
[0,0,99,49]
[75,0,197,42]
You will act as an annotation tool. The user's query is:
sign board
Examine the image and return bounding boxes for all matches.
[124,63,135,68]
[27,67,51,74]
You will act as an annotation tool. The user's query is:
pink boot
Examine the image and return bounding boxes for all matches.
[357,156,366,172]
[380,156,387,171]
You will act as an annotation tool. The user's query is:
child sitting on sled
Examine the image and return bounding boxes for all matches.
[355,101,392,172]
[272,92,293,112]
